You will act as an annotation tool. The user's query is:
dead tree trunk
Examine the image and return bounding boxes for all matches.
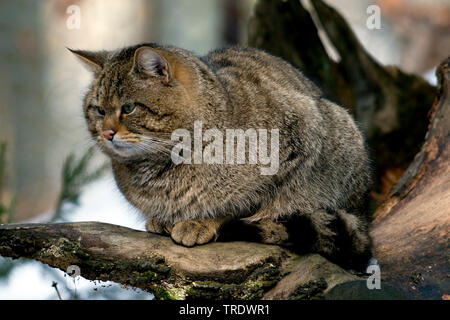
[370,57,450,300]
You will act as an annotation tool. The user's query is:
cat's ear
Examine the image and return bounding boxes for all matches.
[132,47,170,83]
[68,48,106,73]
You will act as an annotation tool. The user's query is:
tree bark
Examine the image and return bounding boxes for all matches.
[0,221,358,300]
[370,57,450,300]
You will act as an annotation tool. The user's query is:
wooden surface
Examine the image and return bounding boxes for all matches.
[0,221,358,299]
[371,57,450,299]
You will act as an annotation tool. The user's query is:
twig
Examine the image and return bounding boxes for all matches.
[52,281,63,300]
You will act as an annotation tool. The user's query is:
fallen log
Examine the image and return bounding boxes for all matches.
[0,221,359,300]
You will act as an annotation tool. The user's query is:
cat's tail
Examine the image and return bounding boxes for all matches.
[218,210,372,271]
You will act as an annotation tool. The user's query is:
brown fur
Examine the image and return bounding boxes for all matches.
[71,44,373,269]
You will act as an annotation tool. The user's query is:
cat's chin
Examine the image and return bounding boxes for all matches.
[100,143,145,161]
[108,151,143,162]
[101,143,167,164]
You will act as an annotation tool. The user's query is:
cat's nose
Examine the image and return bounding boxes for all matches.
[102,129,116,141]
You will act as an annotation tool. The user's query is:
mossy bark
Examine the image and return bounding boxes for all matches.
[0,221,361,300]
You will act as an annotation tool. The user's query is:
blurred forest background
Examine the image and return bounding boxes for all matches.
[0,0,449,299]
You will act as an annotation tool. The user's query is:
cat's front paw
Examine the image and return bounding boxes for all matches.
[145,218,172,235]
[171,219,219,247]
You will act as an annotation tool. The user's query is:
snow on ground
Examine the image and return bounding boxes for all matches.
[58,174,146,230]
[0,175,153,299]
[423,67,438,86]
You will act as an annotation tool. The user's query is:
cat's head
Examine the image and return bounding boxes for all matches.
[71,44,201,161]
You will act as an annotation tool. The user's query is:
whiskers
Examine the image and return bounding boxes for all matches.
[136,135,187,162]
[145,131,173,137]
[92,130,188,162]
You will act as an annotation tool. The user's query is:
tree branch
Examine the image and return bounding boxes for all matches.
[0,221,358,300]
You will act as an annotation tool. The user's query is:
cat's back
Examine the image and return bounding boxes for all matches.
[202,46,321,98]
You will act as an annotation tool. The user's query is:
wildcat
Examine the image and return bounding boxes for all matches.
[71,43,373,269]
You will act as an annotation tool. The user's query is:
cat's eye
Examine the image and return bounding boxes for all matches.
[121,103,136,115]
[97,107,105,116]
[89,105,105,116]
